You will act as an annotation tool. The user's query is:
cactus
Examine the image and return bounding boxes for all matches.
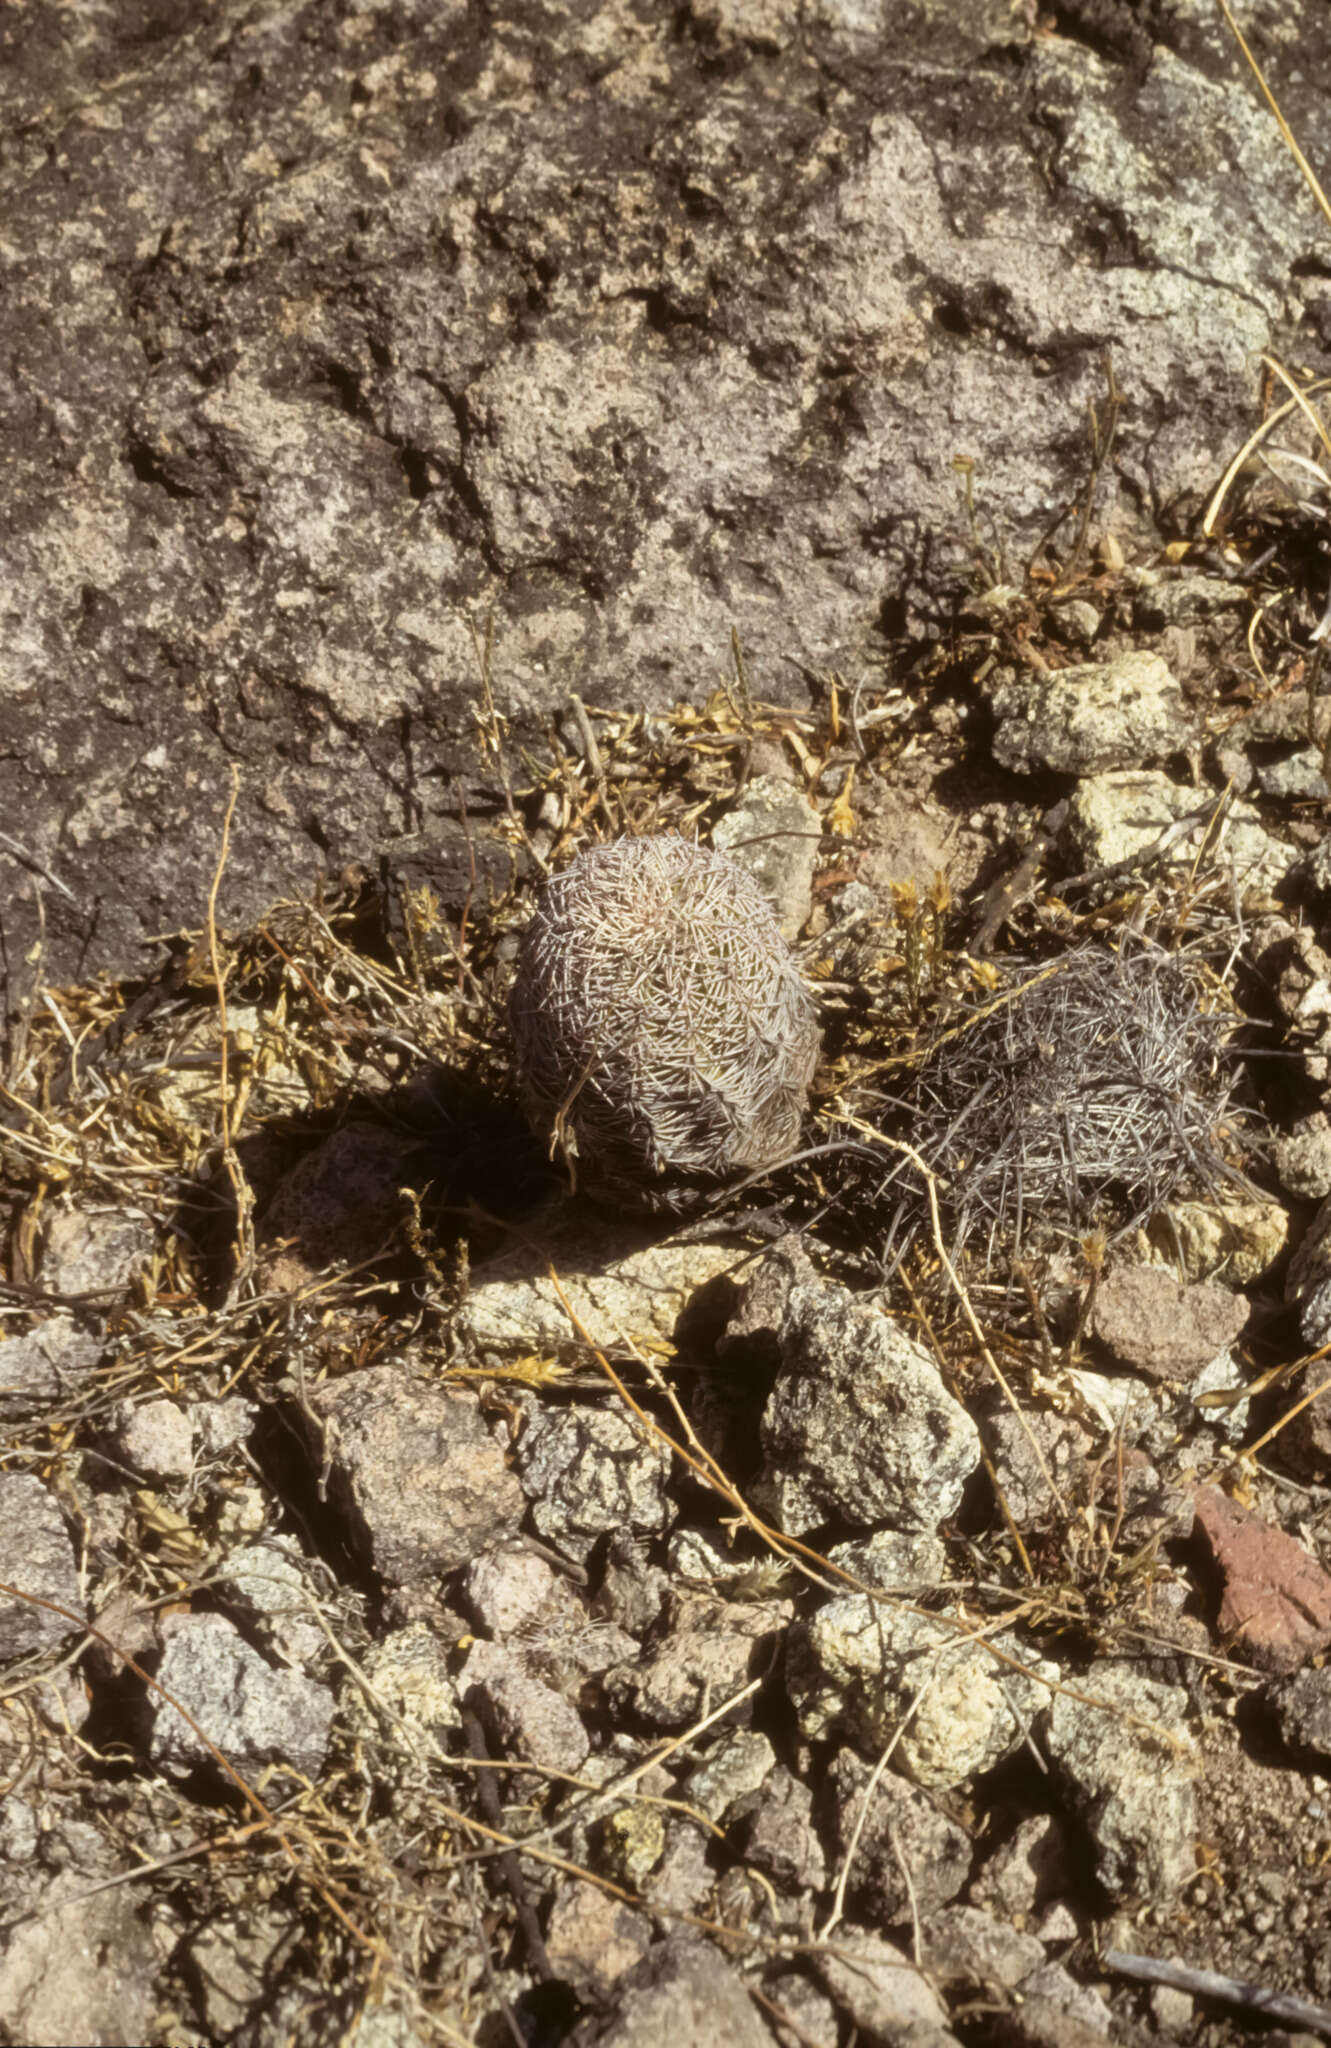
[509,835,820,1205]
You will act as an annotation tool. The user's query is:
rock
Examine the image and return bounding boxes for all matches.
[1103,1451,1194,1551]
[1148,1196,1288,1285]
[188,1911,299,2036]
[1273,1114,1331,1201]
[341,1625,460,1747]
[1092,1263,1246,1380]
[598,1803,668,1890]
[259,1125,426,1286]
[991,1962,1111,2046]
[545,1879,653,1996]
[516,1401,672,1564]
[828,1747,972,1922]
[1254,748,1329,801]
[712,775,821,938]
[1148,1982,1194,2037]
[826,1526,949,1590]
[195,1397,258,1458]
[40,1207,154,1301]
[463,1539,586,1639]
[8,0,1329,1008]
[758,1280,980,1536]
[1288,1191,1331,1344]
[216,1540,325,1668]
[717,1232,817,1371]
[788,1598,1055,1787]
[108,1397,195,1482]
[1305,836,1331,895]
[813,1926,951,2044]
[309,1367,525,1583]
[1063,772,1291,892]
[669,1525,738,1585]
[462,1640,590,1780]
[1057,1364,1159,1441]
[607,1589,789,1729]
[1267,1667,1331,1766]
[685,1728,775,1822]
[1053,598,1102,645]
[1043,1664,1197,1898]
[969,1815,1070,1920]
[455,1213,739,1354]
[0,1475,82,1660]
[567,1936,775,2048]
[593,1532,671,1635]
[1188,1349,1252,1445]
[150,1612,334,1778]
[919,1905,1044,1990]
[990,652,1188,775]
[1193,1486,1331,1673]
[1131,573,1247,631]
[0,1871,161,2048]
[1278,1363,1331,1482]
[0,1320,102,1420]
[1033,1902,1080,1945]
[760,1976,840,2048]
[645,1820,714,1915]
[987,1408,1092,1528]
[738,1766,826,1892]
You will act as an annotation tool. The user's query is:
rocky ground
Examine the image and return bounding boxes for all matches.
[8,1,1331,2046]
[6,591,1331,2046]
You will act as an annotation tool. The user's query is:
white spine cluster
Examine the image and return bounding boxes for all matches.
[509,835,820,1202]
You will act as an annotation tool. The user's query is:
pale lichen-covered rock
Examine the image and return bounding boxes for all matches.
[455,1214,740,1354]
[758,1280,980,1536]
[1147,1196,1288,1286]
[1063,771,1291,891]
[1043,1663,1197,1898]
[712,774,821,939]
[991,651,1188,774]
[150,1613,334,1779]
[0,1476,82,1662]
[787,1597,1055,1787]
[516,1402,673,1564]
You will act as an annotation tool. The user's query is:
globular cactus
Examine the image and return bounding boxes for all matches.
[509,835,820,1206]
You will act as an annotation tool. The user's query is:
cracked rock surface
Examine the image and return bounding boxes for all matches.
[6,0,1331,988]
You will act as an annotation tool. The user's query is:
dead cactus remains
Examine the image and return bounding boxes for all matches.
[509,834,820,1205]
[862,944,1250,1271]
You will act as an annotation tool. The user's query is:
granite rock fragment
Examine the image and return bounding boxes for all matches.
[759,1280,980,1536]
[516,1401,672,1564]
[1043,1663,1197,1898]
[150,1612,334,1778]
[0,1476,82,1662]
[990,651,1187,775]
[310,1367,525,1583]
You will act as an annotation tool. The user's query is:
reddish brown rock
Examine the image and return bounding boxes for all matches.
[1193,1486,1331,1672]
[1094,1263,1247,1380]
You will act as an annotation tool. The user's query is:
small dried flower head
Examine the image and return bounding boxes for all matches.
[509,834,820,1206]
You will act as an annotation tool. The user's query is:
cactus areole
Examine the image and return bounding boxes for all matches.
[509,835,820,1205]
